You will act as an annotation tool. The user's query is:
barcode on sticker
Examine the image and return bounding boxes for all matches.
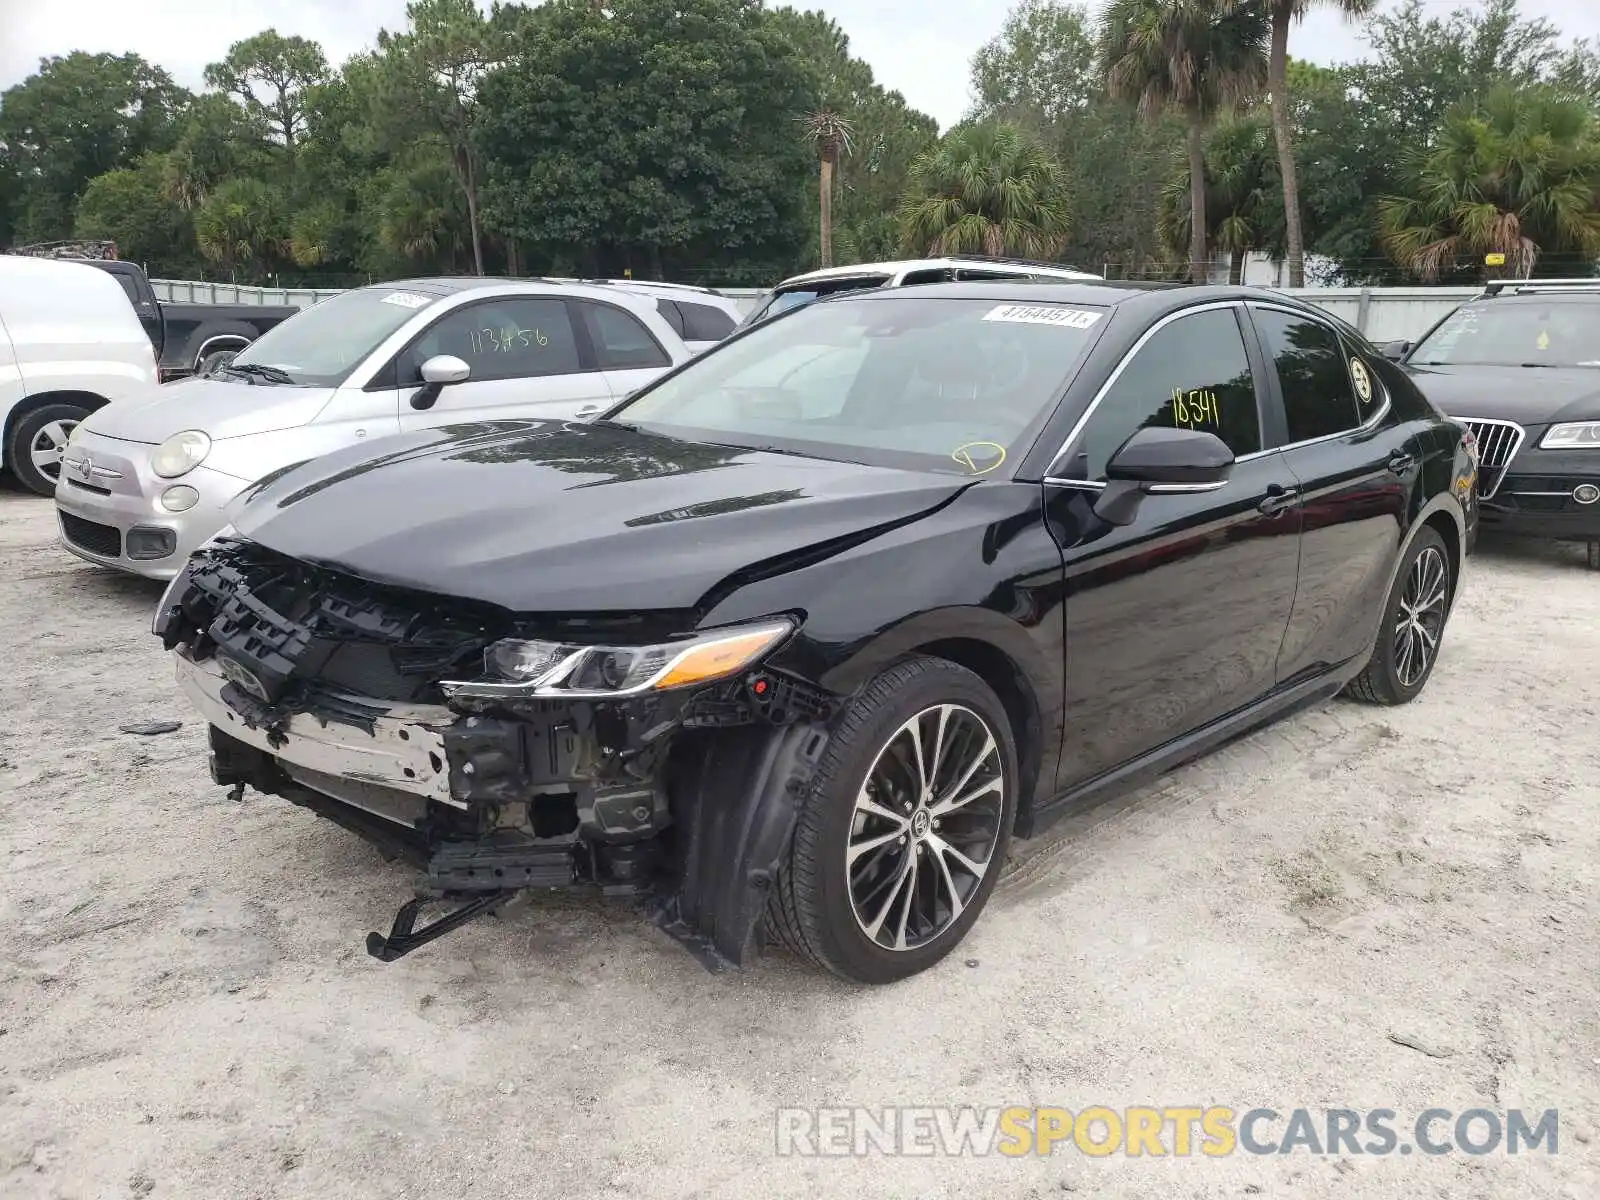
[381,291,430,309]
[983,304,1102,329]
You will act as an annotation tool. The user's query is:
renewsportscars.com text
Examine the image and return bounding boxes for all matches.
[775,1106,1559,1158]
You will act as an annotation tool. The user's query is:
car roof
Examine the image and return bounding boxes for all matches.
[824,279,1281,314]
[775,256,1102,288]
[355,276,663,312]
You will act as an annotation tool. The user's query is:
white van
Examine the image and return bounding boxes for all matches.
[1,256,160,494]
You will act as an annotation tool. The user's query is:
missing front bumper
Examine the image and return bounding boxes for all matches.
[159,540,838,968]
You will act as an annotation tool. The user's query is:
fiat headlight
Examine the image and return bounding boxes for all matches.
[151,430,212,478]
[442,619,794,700]
[1540,421,1600,450]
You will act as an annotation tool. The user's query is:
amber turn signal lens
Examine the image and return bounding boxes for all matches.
[654,625,790,689]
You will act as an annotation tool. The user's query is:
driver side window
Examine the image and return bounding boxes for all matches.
[1066,307,1261,481]
[397,298,583,385]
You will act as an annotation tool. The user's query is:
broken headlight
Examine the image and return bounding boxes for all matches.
[441,618,794,700]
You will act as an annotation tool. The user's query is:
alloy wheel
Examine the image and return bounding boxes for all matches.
[1394,545,1448,687]
[29,419,77,483]
[846,703,1005,952]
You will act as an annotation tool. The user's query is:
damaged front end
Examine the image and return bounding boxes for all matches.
[153,537,836,967]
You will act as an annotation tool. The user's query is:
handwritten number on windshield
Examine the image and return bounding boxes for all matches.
[468,327,550,355]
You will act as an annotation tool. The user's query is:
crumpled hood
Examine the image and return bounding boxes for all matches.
[232,420,971,612]
[80,375,336,443]
[1403,364,1600,424]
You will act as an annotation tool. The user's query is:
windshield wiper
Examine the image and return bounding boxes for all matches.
[224,362,296,385]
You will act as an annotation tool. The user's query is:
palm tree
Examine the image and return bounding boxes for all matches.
[1379,87,1600,281]
[193,178,287,279]
[801,110,855,268]
[1159,114,1281,283]
[1264,0,1374,287]
[897,122,1072,258]
[1101,0,1269,283]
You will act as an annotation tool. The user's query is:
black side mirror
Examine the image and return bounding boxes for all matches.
[1093,426,1235,526]
[1379,339,1411,362]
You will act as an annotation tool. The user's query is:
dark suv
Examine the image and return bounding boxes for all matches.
[1387,279,1600,569]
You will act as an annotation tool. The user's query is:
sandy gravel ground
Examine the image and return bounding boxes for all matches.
[1,489,1596,1200]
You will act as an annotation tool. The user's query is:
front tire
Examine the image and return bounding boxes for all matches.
[7,403,90,496]
[766,657,1017,984]
[1345,526,1453,705]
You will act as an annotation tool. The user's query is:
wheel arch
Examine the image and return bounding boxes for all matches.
[1356,492,1467,672]
[171,322,258,369]
[4,389,109,449]
[191,332,254,368]
[816,608,1059,835]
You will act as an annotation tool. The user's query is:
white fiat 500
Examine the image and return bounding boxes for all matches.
[56,278,693,578]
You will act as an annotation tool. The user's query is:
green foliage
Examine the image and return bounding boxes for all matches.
[1100,0,1269,125]
[1158,114,1283,277]
[1378,87,1600,280]
[3,0,1596,292]
[764,9,938,271]
[970,0,1100,127]
[203,30,330,160]
[73,154,201,275]
[0,52,189,242]
[372,0,503,272]
[477,0,815,281]
[898,122,1072,257]
[194,178,289,276]
[969,1,1184,275]
[1101,0,1270,280]
[1298,0,1600,282]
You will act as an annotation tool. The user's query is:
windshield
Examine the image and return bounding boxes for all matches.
[1410,299,1600,368]
[227,286,440,386]
[615,295,1106,475]
[745,274,894,325]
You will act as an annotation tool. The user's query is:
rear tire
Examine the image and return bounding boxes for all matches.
[1587,540,1599,571]
[766,656,1017,984]
[1345,526,1453,705]
[7,403,90,496]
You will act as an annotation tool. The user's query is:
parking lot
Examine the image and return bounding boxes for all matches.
[1,489,1596,1199]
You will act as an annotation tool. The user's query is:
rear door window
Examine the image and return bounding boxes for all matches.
[578,301,672,369]
[1252,308,1364,443]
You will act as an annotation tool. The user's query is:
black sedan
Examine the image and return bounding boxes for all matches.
[1386,279,1600,569]
[152,282,1477,984]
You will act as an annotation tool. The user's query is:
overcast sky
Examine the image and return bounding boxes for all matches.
[2,0,1598,130]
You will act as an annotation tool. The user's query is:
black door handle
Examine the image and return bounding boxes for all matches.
[1387,452,1417,475]
[1258,485,1299,516]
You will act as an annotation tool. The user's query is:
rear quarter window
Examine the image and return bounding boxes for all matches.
[678,301,736,342]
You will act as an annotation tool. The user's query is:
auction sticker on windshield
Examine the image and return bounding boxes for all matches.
[983,304,1102,329]
[381,292,431,309]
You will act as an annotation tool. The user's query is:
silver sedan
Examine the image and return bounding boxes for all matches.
[55,278,693,578]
